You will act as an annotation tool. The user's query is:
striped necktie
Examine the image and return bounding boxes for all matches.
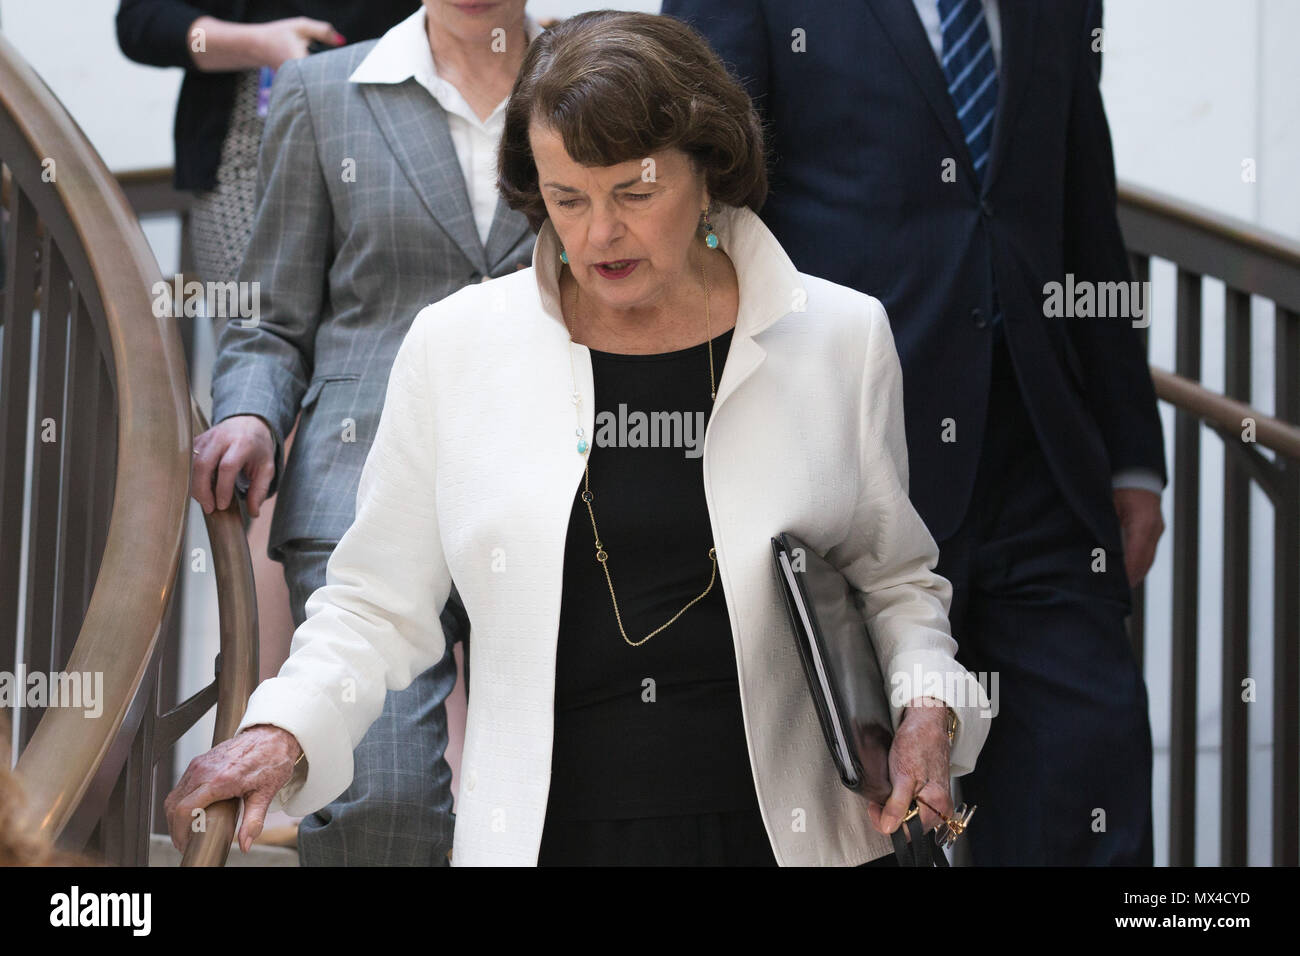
[938,0,999,184]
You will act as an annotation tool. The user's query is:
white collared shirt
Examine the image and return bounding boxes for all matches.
[349,7,542,246]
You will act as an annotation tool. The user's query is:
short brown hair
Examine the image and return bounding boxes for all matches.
[498,10,768,231]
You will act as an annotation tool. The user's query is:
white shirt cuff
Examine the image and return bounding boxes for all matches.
[235,676,356,817]
[1111,468,1165,495]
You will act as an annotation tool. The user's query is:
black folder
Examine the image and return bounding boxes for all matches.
[771,531,893,802]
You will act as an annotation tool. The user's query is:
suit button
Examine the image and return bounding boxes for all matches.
[466,769,477,791]
[981,199,994,217]
[972,308,988,329]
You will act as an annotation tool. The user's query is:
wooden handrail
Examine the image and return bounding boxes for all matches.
[115,166,192,217]
[1118,182,1300,313]
[1151,368,1300,462]
[1119,182,1300,267]
[0,32,255,866]
[181,402,260,867]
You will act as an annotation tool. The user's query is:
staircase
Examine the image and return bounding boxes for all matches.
[0,31,258,867]
[1,31,1298,867]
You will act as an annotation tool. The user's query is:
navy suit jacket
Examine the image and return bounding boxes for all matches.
[663,0,1166,547]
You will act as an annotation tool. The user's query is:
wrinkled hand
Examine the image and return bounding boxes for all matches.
[164,725,302,854]
[1113,487,1164,587]
[867,699,954,839]
[192,414,275,518]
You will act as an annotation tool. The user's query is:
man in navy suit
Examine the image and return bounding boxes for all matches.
[665,0,1167,864]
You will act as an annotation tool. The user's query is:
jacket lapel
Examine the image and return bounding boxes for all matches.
[360,80,489,274]
[865,0,978,189]
[981,0,1037,195]
[483,196,531,272]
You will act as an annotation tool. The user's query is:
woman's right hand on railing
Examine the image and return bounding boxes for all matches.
[192,414,275,517]
[164,724,303,855]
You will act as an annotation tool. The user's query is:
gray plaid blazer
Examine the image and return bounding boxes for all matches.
[211,42,535,561]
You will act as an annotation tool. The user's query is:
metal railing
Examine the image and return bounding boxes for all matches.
[0,32,257,866]
[1119,182,1300,867]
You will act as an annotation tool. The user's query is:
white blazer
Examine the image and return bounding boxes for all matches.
[237,203,992,866]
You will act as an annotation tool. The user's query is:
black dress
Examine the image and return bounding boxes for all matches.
[536,328,900,867]
[537,327,775,865]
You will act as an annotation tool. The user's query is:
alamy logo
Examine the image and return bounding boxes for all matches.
[593,404,708,459]
[0,667,103,718]
[49,886,151,936]
[889,665,999,719]
[1042,273,1151,328]
[151,275,261,328]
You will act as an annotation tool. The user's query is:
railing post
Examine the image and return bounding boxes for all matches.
[21,234,72,748]
[0,188,38,671]
[1220,287,1251,865]
[1170,268,1202,866]
[1127,252,1151,671]
[1273,307,1300,867]
[55,292,99,665]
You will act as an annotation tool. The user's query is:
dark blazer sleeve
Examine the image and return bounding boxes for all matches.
[209,58,331,498]
[1062,0,1167,484]
[661,0,771,108]
[116,0,210,69]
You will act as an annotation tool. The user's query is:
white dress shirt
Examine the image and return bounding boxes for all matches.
[349,7,542,246]
[912,0,1163,496]
[235,203,992,866]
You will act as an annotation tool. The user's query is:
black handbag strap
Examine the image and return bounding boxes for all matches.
[889,814,950,867]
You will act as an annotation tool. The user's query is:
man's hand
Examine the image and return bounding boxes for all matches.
[192,414,276,517]
[1113,487,1164,587]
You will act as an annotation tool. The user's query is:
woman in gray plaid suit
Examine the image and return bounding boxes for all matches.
[190,0,539,865]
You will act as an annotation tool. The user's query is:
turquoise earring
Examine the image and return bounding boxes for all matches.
[701,208,719,249]
[560,249,569,265]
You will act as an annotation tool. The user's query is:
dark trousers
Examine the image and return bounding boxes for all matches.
[279,538,463,866]
[937,335,1155,865]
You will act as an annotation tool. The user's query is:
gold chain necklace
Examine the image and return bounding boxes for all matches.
[563,255,719,647]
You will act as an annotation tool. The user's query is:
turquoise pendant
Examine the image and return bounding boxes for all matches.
[577,438,588,454]
[705,232,719,249]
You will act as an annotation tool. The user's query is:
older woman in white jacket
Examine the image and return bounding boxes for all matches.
[166,10,991,867]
